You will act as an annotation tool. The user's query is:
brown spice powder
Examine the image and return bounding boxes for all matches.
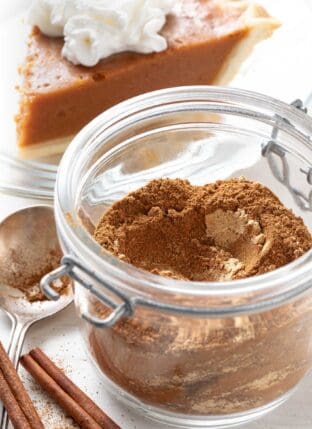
[0,231,69,302]
[94,178,312,280]
[0,246,70,302]
[89,178,312,416]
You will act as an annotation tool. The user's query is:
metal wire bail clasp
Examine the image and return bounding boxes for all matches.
[40,255,134,328]
[262,99,312,211]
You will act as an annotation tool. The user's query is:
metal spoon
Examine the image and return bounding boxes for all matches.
[0,205,73,428]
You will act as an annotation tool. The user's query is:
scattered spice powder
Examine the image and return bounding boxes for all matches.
[88,178,312,416]
[94,177,312,280]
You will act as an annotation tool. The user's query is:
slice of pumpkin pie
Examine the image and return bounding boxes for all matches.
[16,0,279,157]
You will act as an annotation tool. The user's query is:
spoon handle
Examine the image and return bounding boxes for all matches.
[0,320,31,429]
[6,320,30,369]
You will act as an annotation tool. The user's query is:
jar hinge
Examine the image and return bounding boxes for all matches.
[41,255,134,328]
[262,99,312,211]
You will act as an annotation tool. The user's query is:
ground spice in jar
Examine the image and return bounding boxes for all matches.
[94,178,312,280]
[88,177,312,416]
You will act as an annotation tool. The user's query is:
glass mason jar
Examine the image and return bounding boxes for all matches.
[45,87,312,428]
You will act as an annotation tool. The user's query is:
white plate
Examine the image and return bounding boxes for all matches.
[232,0,312,102]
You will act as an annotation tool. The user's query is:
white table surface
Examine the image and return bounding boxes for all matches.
[1,1,312,428]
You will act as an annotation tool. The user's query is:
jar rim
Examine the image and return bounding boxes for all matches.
[55,86,312,309]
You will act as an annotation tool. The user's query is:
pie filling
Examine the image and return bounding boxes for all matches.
[16,0,279,155]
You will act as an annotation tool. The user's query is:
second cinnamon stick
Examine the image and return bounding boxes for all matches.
[29,348,120,429]
[20,354,103,429]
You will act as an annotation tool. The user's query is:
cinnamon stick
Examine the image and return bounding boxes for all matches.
[21,354,103,429]
[0,342,43,429]
[29,348,120,429]
[0,369,31,429]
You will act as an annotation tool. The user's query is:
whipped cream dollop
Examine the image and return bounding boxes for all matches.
[29,0,174,67]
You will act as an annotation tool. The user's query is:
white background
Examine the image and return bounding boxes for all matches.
[0,1,312,428]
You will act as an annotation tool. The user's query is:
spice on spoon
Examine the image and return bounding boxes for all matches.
[0,206,70,302]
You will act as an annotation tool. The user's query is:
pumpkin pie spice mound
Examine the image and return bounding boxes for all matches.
[90,178,312,416]
[94,178,312,281]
